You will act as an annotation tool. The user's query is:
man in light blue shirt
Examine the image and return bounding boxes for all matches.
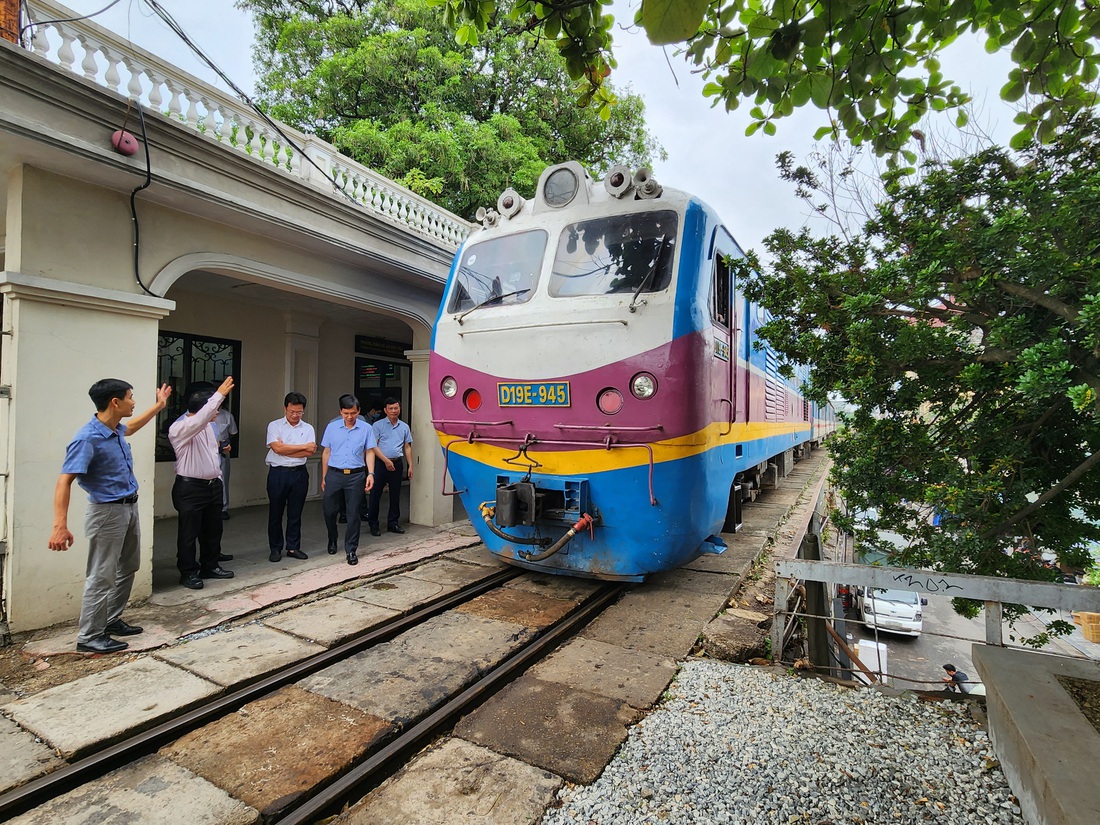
[367,397,414,536]
[320,394,377,565]
[49,378,171,654]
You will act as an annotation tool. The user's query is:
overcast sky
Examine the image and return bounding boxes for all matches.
[54,0,1017,253]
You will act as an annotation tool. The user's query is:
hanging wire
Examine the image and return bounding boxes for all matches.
[138,0,361,208]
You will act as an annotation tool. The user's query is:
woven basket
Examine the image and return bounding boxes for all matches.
[1079,612,1100,643]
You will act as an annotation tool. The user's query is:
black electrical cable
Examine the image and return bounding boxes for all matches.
[19,0,124,42]
[139,0,360,207]
[129,101,157,297]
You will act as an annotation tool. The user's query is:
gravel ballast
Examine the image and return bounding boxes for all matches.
[542,660,1023,825]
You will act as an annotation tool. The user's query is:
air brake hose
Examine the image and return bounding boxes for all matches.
[479,503,550,547]
[520,513,596,561]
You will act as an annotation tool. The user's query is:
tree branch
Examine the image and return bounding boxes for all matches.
[980,449,1100,540]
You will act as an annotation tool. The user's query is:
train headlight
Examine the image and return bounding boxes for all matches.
[463,388,482,412]
[441,376,458,398]
[544,167,579,208]
[597,388,624,415]
[631,372,657,399]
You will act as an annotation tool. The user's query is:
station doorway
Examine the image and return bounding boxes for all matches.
[355,335,412,417]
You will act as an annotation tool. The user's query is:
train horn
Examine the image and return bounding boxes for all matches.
[475,206,500,228]
[603,165,634,199]
[633,167,662,199]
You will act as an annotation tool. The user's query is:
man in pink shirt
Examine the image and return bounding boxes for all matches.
[169,376,235,590]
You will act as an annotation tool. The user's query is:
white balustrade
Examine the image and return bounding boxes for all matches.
[18,0,471,248]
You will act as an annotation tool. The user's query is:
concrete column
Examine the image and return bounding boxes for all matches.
[0,273,173,633]
[405,347,452,527]
[1,166,173,633]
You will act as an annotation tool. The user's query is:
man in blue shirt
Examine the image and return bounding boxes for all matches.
[367,397,414,537]
[320,394,377,565]
[49,378,171,654]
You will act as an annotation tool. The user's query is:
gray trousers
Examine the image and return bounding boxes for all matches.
[78,501,140,643]
[221,452,231,512]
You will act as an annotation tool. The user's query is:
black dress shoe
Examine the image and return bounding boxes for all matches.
[269,550,282,562]
[369,527,381,537]
[327,542,338,555]
[76,635,128,654]
[218,553,234,562]
[347,552,358,565]
[286,548,309,560]
[338,514,347,524]
[221,511,230,520]
[105,619,143,636]
[200,566,235,579]
[387,524,406,534]
[180,573,204,590]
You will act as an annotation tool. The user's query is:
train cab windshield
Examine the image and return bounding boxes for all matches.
[549,210,678,298]
[447,229,547,314]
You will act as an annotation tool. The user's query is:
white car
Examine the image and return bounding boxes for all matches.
[857,587,925,637]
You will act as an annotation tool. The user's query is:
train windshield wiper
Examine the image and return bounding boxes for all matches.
[455,289,531,324]
[628,235,668,313]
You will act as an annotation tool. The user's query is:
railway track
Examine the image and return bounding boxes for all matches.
[0,566,625,822]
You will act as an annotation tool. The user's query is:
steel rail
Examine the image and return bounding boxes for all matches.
[0,567,522,821]
[276,581,627,824]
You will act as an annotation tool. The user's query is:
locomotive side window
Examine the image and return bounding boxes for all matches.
[712,253,731,328]
[548,210,678,297]
[446,230,548,314]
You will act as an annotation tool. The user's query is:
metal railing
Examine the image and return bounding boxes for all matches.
[775,555,1100,688]
[17,0,472,248]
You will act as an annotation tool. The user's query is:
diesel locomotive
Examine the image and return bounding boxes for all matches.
[429,161,835,581]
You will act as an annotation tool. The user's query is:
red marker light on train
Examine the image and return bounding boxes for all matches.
[464,388,482,412]
[597,388,624,415]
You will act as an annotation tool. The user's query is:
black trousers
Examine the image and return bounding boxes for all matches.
[367,457,403,529]
[323,469,366,553]
[267,465,309,552]
[172,477,224,574]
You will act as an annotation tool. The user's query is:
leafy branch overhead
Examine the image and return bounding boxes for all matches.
[435,0,1100,152]
[238,0,663,218]
[735,115,1100,579]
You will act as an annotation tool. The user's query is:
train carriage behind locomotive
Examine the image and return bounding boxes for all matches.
[429,161,832,581]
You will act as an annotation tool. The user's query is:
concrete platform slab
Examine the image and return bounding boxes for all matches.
[342,573,454,611]
[528,636,678,710]
[262,595,400,646]
[162,685,390,818]
[301,613,532,726]
[0,714,63,795]
[344,737,562,825]
[974,645,1100,825]
[581,571,731,657]
[683,533,767,575]
[1,659,220,757]
[455,676,640,784]
[455,587,575,631]
[699,610,771,662]
[446,545,505,568]
[6,753,258,825]
[503,571,603,602]
[154,624,323,686]
[404,557,500,588]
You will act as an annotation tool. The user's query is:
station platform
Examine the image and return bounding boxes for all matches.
[20,494,479,659]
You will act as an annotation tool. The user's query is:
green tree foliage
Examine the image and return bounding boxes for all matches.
[735,115,1100,579]
[238,0,662,217]
[434,0,1100,154]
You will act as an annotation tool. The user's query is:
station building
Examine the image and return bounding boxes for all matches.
[0,2,471,636]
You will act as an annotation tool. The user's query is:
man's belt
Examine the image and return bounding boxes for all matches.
[106,494,139,504]
[178,476,219,485]
[330,467,366,474]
